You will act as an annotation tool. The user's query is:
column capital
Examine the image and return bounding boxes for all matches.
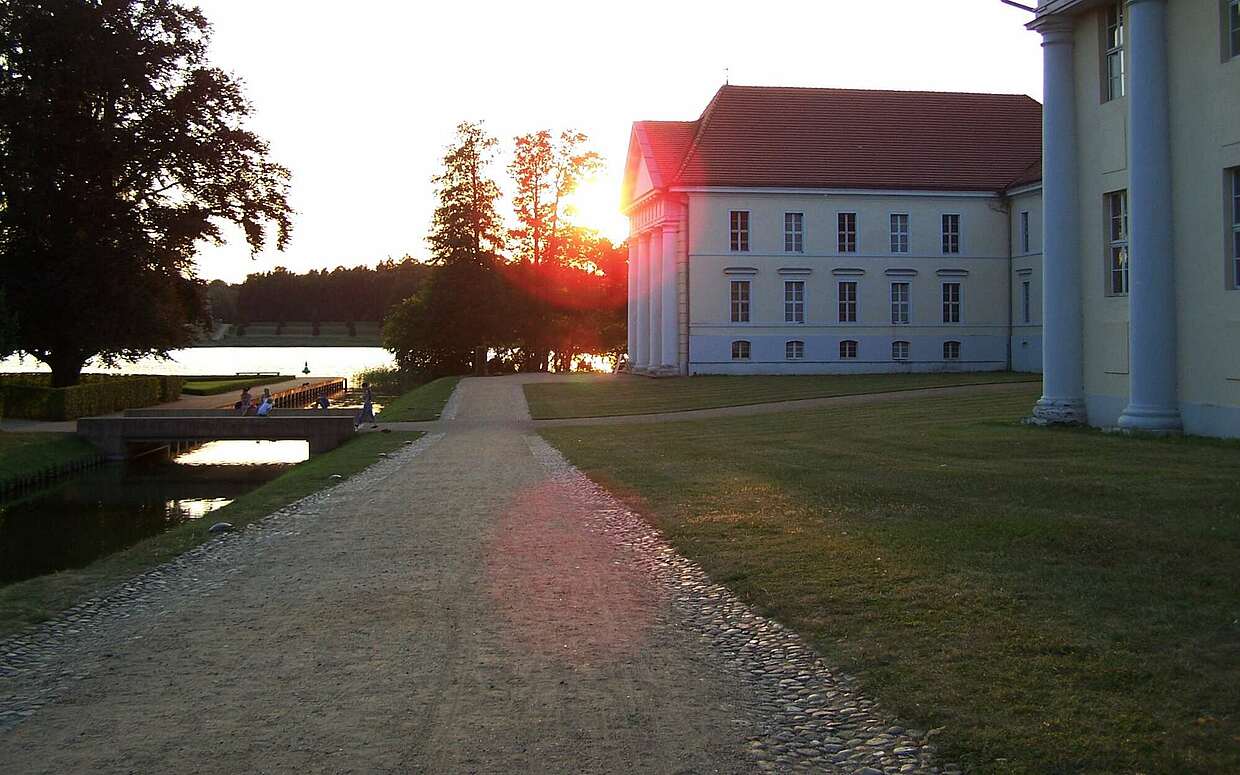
[1032,16,1075,44]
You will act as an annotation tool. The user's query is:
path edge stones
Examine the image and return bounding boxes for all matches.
[526,433,962,775]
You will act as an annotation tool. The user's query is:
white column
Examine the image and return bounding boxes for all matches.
[1118,0,1181,432]
[1032,20,1087,424]
[634,230,650,368]
[660,225,678,369]
[647,228,662,370]
[626,237,637,367]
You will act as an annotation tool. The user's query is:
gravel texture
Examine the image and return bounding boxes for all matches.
[0,375,959,773]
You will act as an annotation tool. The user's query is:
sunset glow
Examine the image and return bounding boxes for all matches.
[564,170,629,244]
[190,0,1042,282]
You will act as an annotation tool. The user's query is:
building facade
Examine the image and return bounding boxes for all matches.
[622,86,1045,377]
[1029,0,1240,437]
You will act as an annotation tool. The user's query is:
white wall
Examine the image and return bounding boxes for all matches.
[1009,187,1044,372]
[684,191,1014,374]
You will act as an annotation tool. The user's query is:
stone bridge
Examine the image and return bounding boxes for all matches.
[77,409,359,460]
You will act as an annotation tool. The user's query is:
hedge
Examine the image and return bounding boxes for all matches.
[0,375,168,420]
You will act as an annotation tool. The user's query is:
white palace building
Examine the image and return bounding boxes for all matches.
[624,0,1240,438]
[621,84,1046,377]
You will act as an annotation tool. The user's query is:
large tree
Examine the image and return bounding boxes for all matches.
[0,0,292,385]
[384,122,508,375]
[508,129,601,369]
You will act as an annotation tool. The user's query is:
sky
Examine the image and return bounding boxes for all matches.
[194,0,1044,283]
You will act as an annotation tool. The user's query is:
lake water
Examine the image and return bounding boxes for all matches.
[0,346,396,380]
[0,440,308,584]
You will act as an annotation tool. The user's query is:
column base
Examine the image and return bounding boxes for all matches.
[1029,396,1087,425]
[1117,403,1182,434]
[632,365,680,378]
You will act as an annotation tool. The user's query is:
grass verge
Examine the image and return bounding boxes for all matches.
[541,387,1240,774]
[524,371,1040,419]
[376,376,461,422]
[0,432,100,488]
[0,431,420,638]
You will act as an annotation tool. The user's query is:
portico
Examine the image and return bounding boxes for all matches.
[1029,0,1183,432]
[1025,0,1238,438]
[627,198,685,376]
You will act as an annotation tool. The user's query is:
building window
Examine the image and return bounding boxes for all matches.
[1020,211,1031,254]
[1105,2,1125,101]
[1231,168,1240,287]
[1106,190,1129,295]
[892,340,910,361]
[942,214,961,254]
[837,281,857,322]
[838,212,857,253]
[890,282,910,324]
[890,214,910,253]
[942,282,961,323]
[784,212,804,253]
[785,340,805,360]
[1230,0,1240,60]
[730,211,749,252]
[730,280,750,322]
[731,340,751,360]
[784,281,805,323]
[1021,280,1032,323]
[839,340,858,359]
[943,340,961,361]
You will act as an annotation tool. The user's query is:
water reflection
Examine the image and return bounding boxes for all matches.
[0,440,302,585]
[175,439,309,466]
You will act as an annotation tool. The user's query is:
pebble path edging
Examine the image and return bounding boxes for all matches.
[439,380,464,420]
[0,432,444,732]
[525,434,961,775]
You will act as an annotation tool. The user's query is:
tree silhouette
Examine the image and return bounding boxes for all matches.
[0,0,292,385]
[384,122,509,375]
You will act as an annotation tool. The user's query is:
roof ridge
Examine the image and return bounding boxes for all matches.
[669,84,728,185]
[718,83,1039,101]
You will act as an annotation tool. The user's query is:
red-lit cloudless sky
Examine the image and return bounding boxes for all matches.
[193,0,1043,282]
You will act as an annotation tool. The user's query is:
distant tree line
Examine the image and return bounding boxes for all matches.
[383,122,627,376]
[207,258,431,324]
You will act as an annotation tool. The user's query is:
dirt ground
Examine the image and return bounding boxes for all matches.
[0,376,761,774]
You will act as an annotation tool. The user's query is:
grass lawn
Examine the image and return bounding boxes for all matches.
[181,376,293,396]
[0,432,100,488]
[524,371,1041,419]
[0,431,420,638]
[376,376,461,422]
[541,386,1240,774]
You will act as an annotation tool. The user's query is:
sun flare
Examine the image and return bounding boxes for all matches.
[565,169,629,245]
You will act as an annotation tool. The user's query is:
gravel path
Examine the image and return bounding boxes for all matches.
[0,375,957,773]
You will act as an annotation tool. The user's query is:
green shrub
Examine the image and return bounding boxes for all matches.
[153,375,184,402]
[0,375,164,419]
[354,366,424,395]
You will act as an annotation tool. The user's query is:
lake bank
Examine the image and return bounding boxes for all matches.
[0,346,397,381]
[0,431,420,637]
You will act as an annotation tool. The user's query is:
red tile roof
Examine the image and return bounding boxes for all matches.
[634,121,696,189]
[628,85,1042,203]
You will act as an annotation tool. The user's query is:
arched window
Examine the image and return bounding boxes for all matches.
[892,340,910,361]
[943,340,961,360]
[785,340,805,360]
[839,340,858,359]
[731,340,751,360]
